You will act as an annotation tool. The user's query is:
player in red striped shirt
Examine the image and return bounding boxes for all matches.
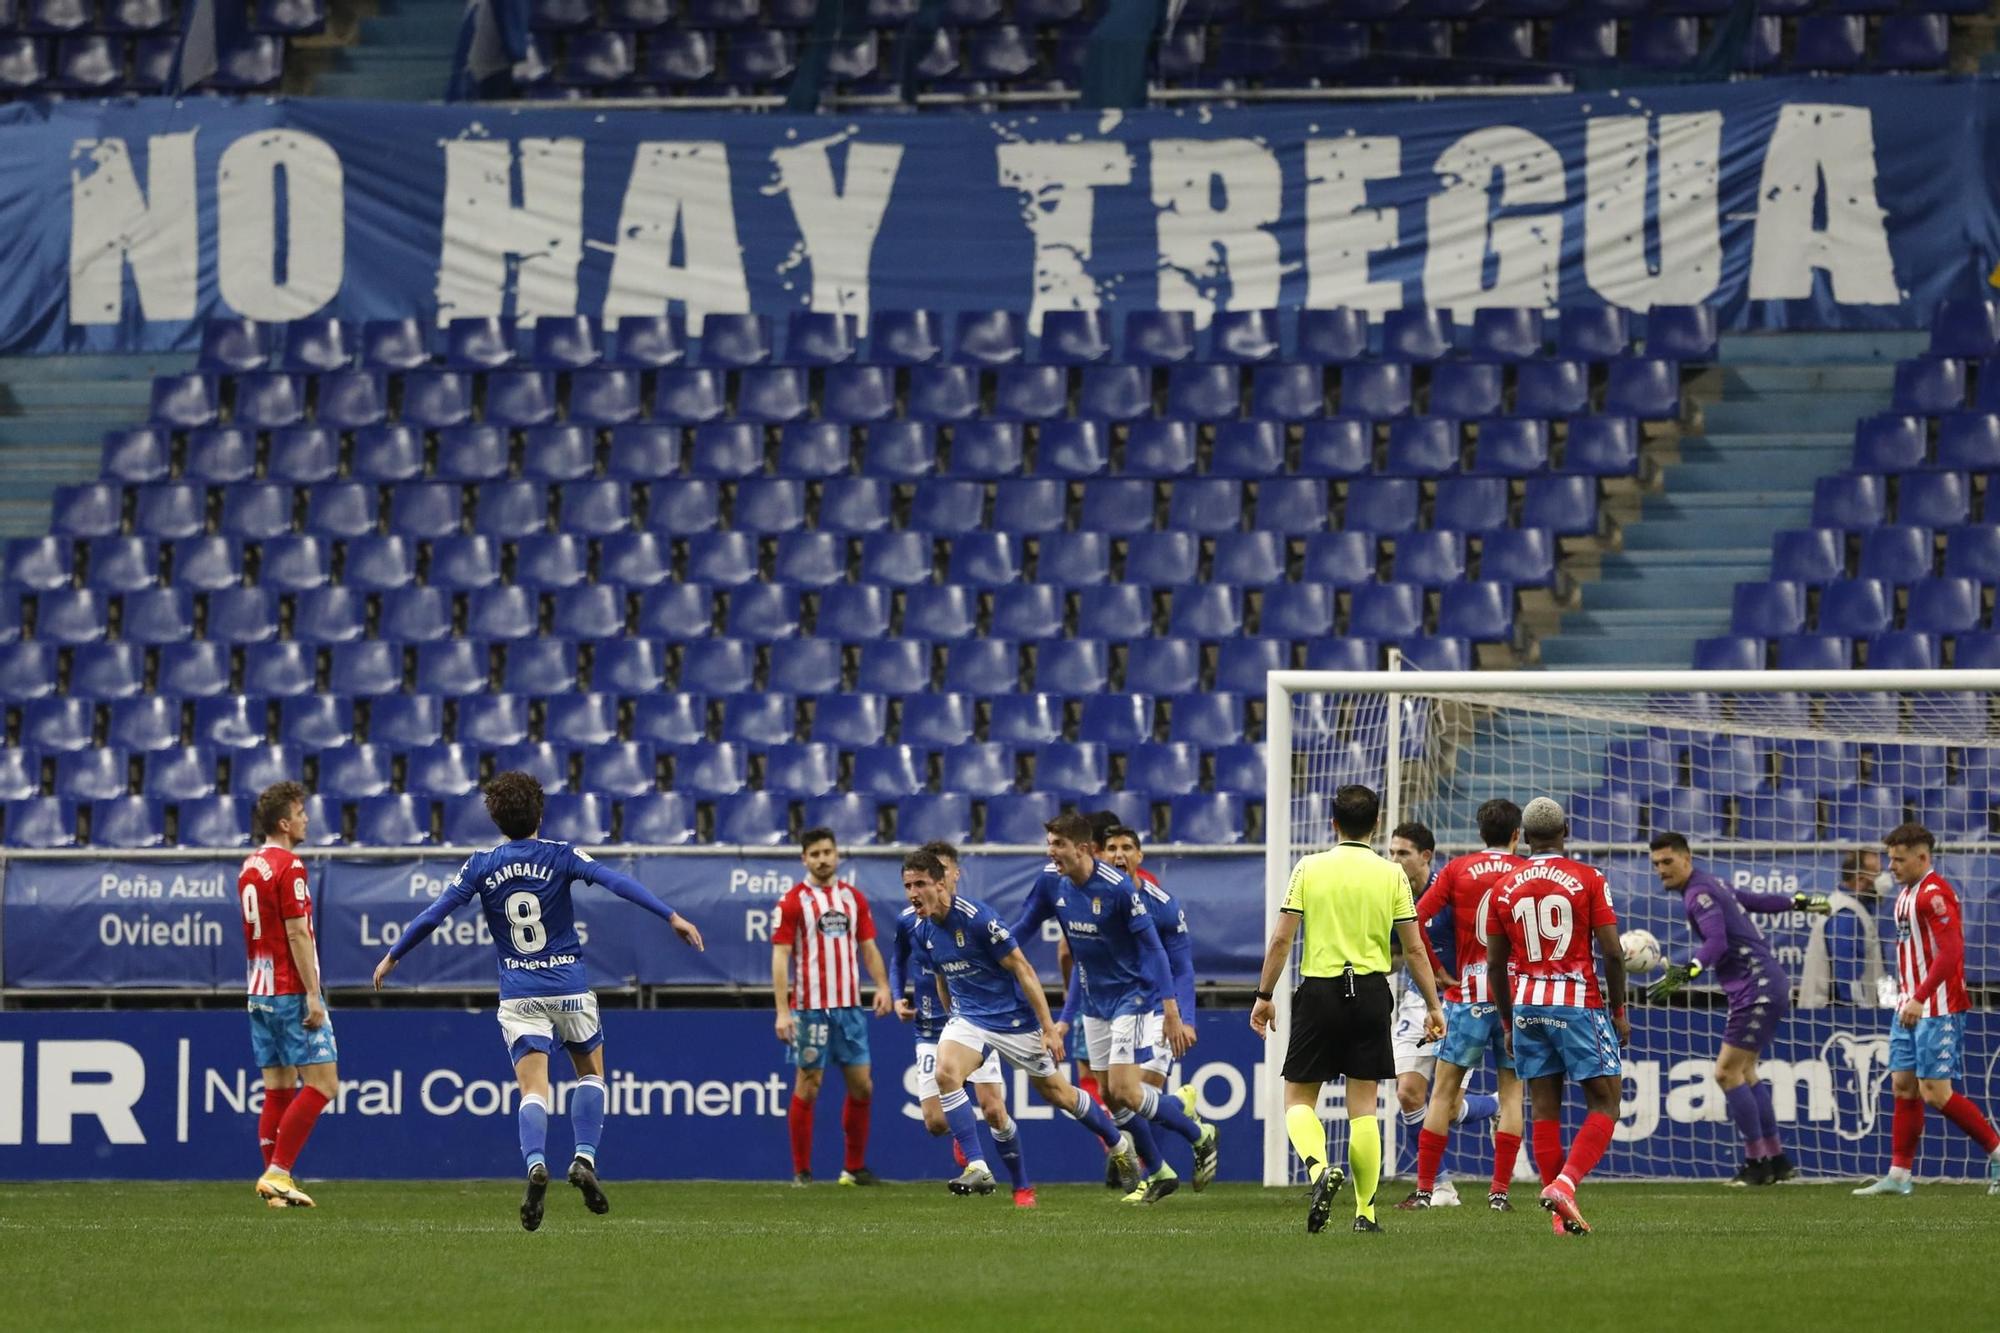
[772,827,893,1187]
[1488,798,1628,1236]
[237,781,336,1209]
[1854,822,2000,1196]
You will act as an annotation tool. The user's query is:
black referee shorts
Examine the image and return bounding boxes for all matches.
[1281,973,1395,1085]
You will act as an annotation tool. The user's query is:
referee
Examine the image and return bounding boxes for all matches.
[1251,784,1443,1234]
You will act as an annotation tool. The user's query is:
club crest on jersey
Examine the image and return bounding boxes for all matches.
[819,910,851,937]
[954,929,965,947]
[1091,897,1102,915]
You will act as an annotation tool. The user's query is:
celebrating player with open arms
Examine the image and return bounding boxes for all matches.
[372,772,705,1231]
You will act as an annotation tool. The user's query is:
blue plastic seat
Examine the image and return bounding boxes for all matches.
[531,315,603,370]
[5,536,69,593]
[1471,419,1548,475]
[1247,365,1326,423]
[1899,471,1970,529]
[99,429,169,485]
[233,372,305,430]
[1605,358,1680,419]
[1775,631,1847,669]
[623,693,704,752]
[511,533,586,593]
[520,424,595,483]
[1292,419,1367,479]
[473,480,549,541]
[55,748,127,802]
[83,537,155,594]
[980,791,1054,843]
[736,367,809,425]
[892,793,969,845]
[1793,13,1864,70]
[443,317,512,370]
[1125,311,1195,365]
[721,586,799,642]
[899,693,974,749]
[1029,639,1105,695]
[191,695,267,751]
[543,694,619,749]
[414,642,492,699]
[1515,360,1589,416]
[150,373,218,428]
[1811,474,1886,530]
[1039,310,1110,365]
[207,587,278,645]
[1075,693,1150,746]
[1114,531,1193,588]
[1391,530,1466,586]
[1212,637,1288,695]
[1463,308,1543,360]
[365,695,442,751]
[1029,742,1104,800]
[808,585,887,643]
[1853,525,1932,584]
[399,370,472,429]
[385,482,461,541]
[563,367,639,427]
[1944,525,2000,582]
[1297,309,1367,363]
[23,697,95,753]
[606,423,681,481]
[1341,363,1412,418]
[774,423,848,482]
[1439,582,1513,641]
[1521,475,1598,536]
[1935,413,2000,471]
[1771,528,1845,584]
[647,479,722,536]
[1730,580,1807,637]
[466,586,537,642]
[953,310,1026,367]
[1868,631,1940,670]
[852,639,930,695]
[1647,305,1717,360]
[1203,421,1281,480]
[314,744,391,802]
[802,694,882,750]
[500,640,575,698]
[609,315,685,370]
[1166,365,1240,421]
[613,791,691,845]
[69,643,143,701]
[1383,418,1461,478]
[709,791,786,846]
[947,421,1023,480]
[0,640,56,701]
[184,427,256,484]
[673,742,749,800]
[1905,577,1983,634]
[1211,309,1281,364]
[91,796,166,849]
[683,532,758,588]
[1823,785,1905,842]
[1431,363,1502,419]
[1931,300,2000,359]
[1343,478,1419,535]
[350,794,429,846]
[733,479,806,536]
[1892,357,1966,414]
[867,310,942,366]
[376,586,450,644]
[1382,308,1450,361]
[1555,307,1629,359]
[359,319,427,372]
[280,696,353,751]
[988,584,1061,640]
[815,366,894,425]
[196,317,267,372]
[990,365,1065,423]
[991,480,1066,536]
[697,314,773,368]
[762,741,838,800]
[217,484,290,542]
[891,585,966,642]
[1167,586,1243,639]
[1170,793,1243,844]
[152,641,230,698]
[307,370,384,433]
[1166,479,1243,536]
[1077,365,1150,421]
[121,586,196,645]
[907,366,980,423]
[1561,417,1638,476]
[494,742,569,794]
[132,485,203,542]
[636,585,715,643]
[653,369,727,427]
[904,480,984,536]
[1349,582,1425,639]
[419,534,494,593]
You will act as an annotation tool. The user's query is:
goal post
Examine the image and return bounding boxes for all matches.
[1262,668,2000,1187]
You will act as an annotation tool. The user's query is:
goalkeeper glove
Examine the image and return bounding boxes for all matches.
[1647,960,1702,1002]
[1792,893,1832,915]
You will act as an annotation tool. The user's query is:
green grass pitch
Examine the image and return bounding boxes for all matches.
[0,1180,1991,1330]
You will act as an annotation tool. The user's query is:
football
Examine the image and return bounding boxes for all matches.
[1621,929,1664,974]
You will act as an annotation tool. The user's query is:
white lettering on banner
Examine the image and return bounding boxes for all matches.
[1303,136,1403,314]
[359,910,496,948]
[408,870,452,900]
[97,870,226,900]
[1423,126,1566,312]
[98,912,226,949]
[215,132,344,321]
[1188,1060,1245,1120]
[768,134,903,322]
[0,1044,21,1145]
[69,134,198,325]
[1747,104,1899,304]
[729,868,792,896]
[436,137,584,325]
[1583,114,1723,309]
[1151,139,1284,330]
[1733,868,1801,894]
[745,908,771,942]
[36,1041,146,1146]
[602,141,750,334]
[996,141,1134,334]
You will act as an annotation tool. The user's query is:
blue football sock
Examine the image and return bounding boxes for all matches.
[518,1093,549,1173]
[1461,1093,1500,1123]
[571,1075,607,1165]
[940,1089,987,1172]
[1069,1090,1122,1149]
[989,1118,1029,1190]
[1116,1108,1163,1173]
[1139,1084,1202,1145]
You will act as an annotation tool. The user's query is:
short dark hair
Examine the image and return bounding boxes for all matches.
[1086,809,1121,846]
[254,780,307,843]
[902,850,947,882]
[800,826,836,853]
[1475,799,1522,849]
[1332,784,1379,840]
[1649,831,1691,855]
[1884,822,1936,852]
[1102,824,1142,847]
[1044,812,1097,846]
[919,840,961,864]
[484,771,545,841]
[1390,821,1434,854]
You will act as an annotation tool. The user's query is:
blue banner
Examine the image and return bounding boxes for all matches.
[3,1007,1996,1181]
[21,77,2000,355]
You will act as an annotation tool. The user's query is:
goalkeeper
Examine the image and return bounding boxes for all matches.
[1646,832,1831,1186]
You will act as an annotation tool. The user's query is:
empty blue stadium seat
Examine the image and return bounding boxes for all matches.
[436,793,494,844]
[1438,581,1514,641]
[1294,308,1363,363]
[1852,414,1925,472]
[1170,793,1244,844]
[889,586,965,642]
[978,791,1051,843]
[92,796,166,849]
[1562,417,1638,475]
[810,694,888,750]
[1731,580,1807,637]
[1776,633,1851,671]
[1168,586,1243,639]
[198,318,267,372]
[1868,630,1941,669]
[1906,576,1983,633]
[761,742,836,800]
[315,744,391,802]
[1515,360,1588,417]
[722,585,800,641]
[1382,308,1450,361]
[1462,308,1542,360]
[1811,473,1886,530]
[1034,638,1109,694]
[936,742,1011,799]
[191,695,265,750]
[849,744,924,800]
[281,696,353,750]
[55,748,126,802]
[1343,478,1419,534]
[598,424,677,482]
[0,642,56,702]
[1298,420,1371,479]
[1342,362,1412,417]
[1824,785,1905,842]
[1029,741,1103,800]
[948,422,1023,480]
[24,697,94,753]
[647,479,722,535]
[1350,583,1424,639]
[1936,413,2000,471]
[1604,358,1680,419]
[1899,471,1970,529]
[80,537,153,595]
[99,428,169,485]
[1521,475,1598,535]
[809,585,886,643]
[1392,530,1466,586]
[1893,357,1965,414]
[410,642,488,699]
[182,427,255,485]
[206,587,278,646]
[1772,528,1845,584]
[622,693,703,751]
[132,485,204,542]
[1436,476,1513,537]
[348,794,428,846]
[152,641,229,698]
[1431,362,1502,419]
[1930,299,2000,360]
[150,373,218,428]
[257,534,329,594]
[1166,479,1243,537]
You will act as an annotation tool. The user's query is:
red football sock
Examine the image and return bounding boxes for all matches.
[1530,1119,1564,1186]
[1941,1094,2000,1155]
[1415,1128,1449,1192]
[1492,1131,1523,1195]
[1891,1096,1925,1170]
[270,1086,329,1174]
[1078,1073,1101,1103]
[258,1086,296,1168]
[841,1097,871,1173]
[788,1096,815,1175]
[1558,1112,1615,1190]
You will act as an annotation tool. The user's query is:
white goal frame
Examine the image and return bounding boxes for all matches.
[1260,668,2000,1187]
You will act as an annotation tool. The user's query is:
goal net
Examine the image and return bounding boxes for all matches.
[1262,668,2000,1187]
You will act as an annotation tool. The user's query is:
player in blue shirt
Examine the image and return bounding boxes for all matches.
[1014,813,1215,1205]
[371,772,705,1231]
[903,849,1133,1205]
[890,841,1018,1183]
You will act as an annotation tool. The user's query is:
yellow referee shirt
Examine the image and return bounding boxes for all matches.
[1281,840,1416,978]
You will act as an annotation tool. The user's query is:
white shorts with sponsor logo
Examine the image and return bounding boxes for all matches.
[498,992,603,1061]
[1391,980,1436,1081]
[1082,1012,1145,1072]
[914,1039,1003,1101]
[940,1016,1057,1080]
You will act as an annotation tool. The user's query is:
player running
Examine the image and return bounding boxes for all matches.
[371,772,705,1231]
[1408,803,1526,1212]
[889,841,1021,1188]
[1646,831,1830,1185]
[904,850,1131,1206]
[239,781,336,1209]
[772,827,894,1187]
[1853,822,2000,1196]
[1488,797,1627,1237]
[1013,814,1211,1203]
